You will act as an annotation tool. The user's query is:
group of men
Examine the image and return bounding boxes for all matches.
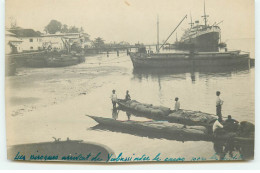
[213,91,239,136]
[110,89,238,136]
[110,90,131,109]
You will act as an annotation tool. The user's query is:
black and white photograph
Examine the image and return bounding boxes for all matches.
[4,0,255,163]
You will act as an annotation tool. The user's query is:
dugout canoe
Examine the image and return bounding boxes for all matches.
[87,115,254,144]
[87,115,210,141]
[116,99,217,127]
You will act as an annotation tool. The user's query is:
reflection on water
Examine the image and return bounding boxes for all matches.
[129,61,254,124]
[132,63,251,84]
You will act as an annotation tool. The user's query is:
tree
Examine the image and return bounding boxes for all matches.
[44,20,62,34]
[68,26,79,33]
[83,33,90,42]
[61,24,69,33]
[93,37,105,48]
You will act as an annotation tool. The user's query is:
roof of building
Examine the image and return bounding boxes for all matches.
[5,31,16,36]
[8,28,42,37]
[41,33,82,37]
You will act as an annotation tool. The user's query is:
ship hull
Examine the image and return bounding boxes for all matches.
[129,52,250,69]
[179,31,220,52]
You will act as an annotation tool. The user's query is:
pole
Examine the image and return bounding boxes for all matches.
[201,0,209,26]
[157,15,159,53]
[159,15,187,51]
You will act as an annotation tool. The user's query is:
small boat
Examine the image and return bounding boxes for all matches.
[46,54,85,67]
[87,115,210,141]
[129,50,250,69]
[116,99,217,127]
[7,138,114,162]
[87,115,254,143]
[25,58,47,68]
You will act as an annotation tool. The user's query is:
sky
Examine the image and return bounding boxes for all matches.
[5,0,255,44]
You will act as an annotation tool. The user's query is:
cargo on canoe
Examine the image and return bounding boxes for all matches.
[116,99,217,127]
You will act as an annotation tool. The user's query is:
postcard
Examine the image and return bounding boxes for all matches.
[5,0,255,162]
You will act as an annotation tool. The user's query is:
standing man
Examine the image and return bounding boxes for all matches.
[216,91,224,119]
[110,90,117,109]
[174,97,180,111]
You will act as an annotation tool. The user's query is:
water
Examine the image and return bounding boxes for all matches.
[6,48,255,161]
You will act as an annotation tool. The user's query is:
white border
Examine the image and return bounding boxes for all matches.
[0,0,259,170]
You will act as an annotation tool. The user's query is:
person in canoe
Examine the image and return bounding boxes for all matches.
[223,115,239,132]
[110,89,117,109]
[174,97,180,111]
[125,90,131,101]
[216,91,224,119]
[213,118,224,137]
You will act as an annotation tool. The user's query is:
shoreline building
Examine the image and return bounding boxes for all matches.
[5,30,23,54]
[8,28,43,52]
[7,27,89,53]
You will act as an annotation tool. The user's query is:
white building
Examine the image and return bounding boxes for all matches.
[8,28,88,52]
[8,28,43,52]
[5,31,23,54]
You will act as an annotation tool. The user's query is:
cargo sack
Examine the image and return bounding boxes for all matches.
[150,109,165,116]
[136,105,147,112]
[152,106,171,116]
[238,121,255,137]
[129,101,139,109]
[168,110,216,126]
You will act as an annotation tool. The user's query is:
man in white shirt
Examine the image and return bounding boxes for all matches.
[110,90,117,109]
[216,91,224,119]
[174,97,180,111]
[213,118,224,136]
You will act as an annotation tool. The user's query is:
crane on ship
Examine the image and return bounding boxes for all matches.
[158,14,187,52]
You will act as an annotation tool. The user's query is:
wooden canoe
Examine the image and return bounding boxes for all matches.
[87,115,254,144]
[87,115,210,141]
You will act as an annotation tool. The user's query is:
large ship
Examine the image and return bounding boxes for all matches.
[176,2,221,52]
[127,1,251,69]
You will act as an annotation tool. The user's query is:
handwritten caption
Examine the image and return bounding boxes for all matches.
[14,152,243,162]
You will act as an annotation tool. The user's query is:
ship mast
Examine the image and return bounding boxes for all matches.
[201,0,209,26]
[157,15,159,52]
[189,12,194,28]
